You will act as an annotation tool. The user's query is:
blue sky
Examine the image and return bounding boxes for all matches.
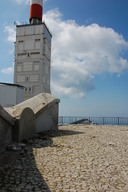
[0,0,128,117]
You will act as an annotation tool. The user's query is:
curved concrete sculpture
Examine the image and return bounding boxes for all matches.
[0,93,59,152]
[5,93,60,142]
[13,107,35,142]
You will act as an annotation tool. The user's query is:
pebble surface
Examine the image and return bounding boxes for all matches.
[0,124,128,192]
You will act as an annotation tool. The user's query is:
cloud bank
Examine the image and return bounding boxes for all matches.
[44,9,128,98]
[4,9,128,98]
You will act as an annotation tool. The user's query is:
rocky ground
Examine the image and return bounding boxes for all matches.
[0,124,128,192]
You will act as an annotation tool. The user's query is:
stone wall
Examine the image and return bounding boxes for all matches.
[0,105,15,153]
[6,93,60,142]
[0,93,60,152]
[36,102,59,132]
[12,108,36,142]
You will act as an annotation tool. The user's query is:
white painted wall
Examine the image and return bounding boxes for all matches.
[0,84,24,107]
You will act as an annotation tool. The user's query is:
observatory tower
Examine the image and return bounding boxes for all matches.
[14,0,52,100]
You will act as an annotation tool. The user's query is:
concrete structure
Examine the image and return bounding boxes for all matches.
[5,93,60,142]
[0,105,15,153]
[11,107,35,142]
[0,83,24,107]
[14,0,52,100]
[0,93,59,152]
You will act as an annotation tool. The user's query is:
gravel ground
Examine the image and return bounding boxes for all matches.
[0,124,128,192]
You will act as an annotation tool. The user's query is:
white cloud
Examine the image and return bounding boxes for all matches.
[43,9,128,98]
[4,26,16,42]
[1,65,14,74]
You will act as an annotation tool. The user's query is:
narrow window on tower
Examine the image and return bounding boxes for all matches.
[18,53,27,59]
[29,87,32,92]
[26,76,29,82]
[31,52,40,58]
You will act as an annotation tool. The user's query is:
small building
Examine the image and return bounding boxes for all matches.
[0,83,24,107]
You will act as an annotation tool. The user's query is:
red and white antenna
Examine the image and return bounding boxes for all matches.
[29,0,43,24]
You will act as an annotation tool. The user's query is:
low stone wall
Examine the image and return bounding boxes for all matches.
[12,108,36,142]
[5,93,60,142]
[0,105,15,153]
[36,102,59,132]
[0,93,60,152]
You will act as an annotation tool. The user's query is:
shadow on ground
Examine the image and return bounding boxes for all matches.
[0,135,53,191]
[40,128,85,138]
[0,128,84,191]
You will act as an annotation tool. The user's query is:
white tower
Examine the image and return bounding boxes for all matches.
[14,0,52,100]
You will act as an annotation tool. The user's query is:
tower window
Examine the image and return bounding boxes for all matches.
[26,76,29,81]
[35,39,40,41]
[31,52,40,55]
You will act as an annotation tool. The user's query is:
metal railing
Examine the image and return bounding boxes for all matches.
[59,116,128,126]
